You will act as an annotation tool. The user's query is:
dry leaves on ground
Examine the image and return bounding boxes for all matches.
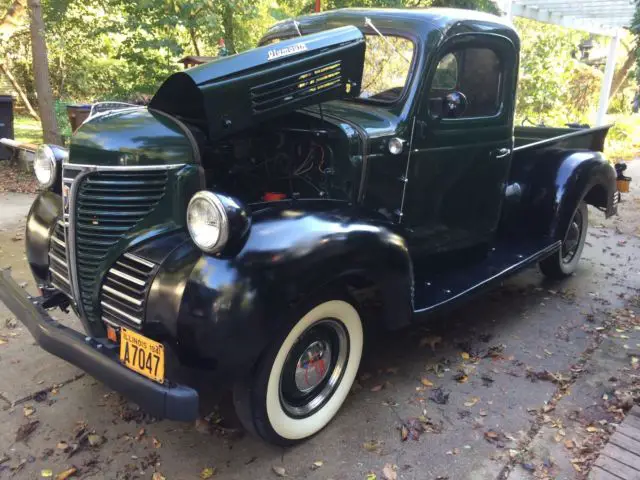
[0,162,39,194]
[382,463,397,480]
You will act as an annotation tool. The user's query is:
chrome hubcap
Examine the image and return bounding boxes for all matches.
[562,209,583,264]
[295,340,332,392]
[280,319,349,418]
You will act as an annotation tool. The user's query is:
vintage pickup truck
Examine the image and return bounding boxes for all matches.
[0,8,620,445]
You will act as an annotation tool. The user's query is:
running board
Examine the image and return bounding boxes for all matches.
[412,239,561,316]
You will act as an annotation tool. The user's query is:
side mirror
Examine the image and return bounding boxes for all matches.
[442,91,467,118]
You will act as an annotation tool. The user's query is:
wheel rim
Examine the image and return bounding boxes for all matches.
[562,207,584,264]
[279,319,349,418]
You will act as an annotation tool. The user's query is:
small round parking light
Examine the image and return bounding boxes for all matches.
[388,137,404,155]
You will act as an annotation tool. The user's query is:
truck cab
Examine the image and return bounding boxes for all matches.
[0,8,618,446]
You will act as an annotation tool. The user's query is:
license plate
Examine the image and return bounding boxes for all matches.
[119,328,165,384]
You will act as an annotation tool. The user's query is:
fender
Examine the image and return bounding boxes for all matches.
[25,191,62,285]
[504,148,616,239]
[145,202,413,375]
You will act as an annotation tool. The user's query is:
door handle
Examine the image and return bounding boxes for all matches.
[494,148,511,159]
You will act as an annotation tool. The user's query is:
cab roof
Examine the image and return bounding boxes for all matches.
[260,8,519,48]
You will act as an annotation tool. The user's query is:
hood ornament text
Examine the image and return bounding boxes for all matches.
[267,42,308,61]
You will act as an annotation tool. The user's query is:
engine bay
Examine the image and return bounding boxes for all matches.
[202,113,355,204]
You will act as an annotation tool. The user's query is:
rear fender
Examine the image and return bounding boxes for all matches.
[504,149,616,239]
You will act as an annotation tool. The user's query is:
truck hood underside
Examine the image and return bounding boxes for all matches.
[149,26,365,141]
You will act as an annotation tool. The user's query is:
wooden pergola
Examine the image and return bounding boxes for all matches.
[499,0,635,125]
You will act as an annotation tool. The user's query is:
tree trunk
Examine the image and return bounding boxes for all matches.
[188,26,201,56]
[27,0,60,145]
[0,0,27,43]
[609,49,637,99]
[221,3,236,55]
[0,63,39,120]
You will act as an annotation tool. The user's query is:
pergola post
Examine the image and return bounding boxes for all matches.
[596,29,621,126]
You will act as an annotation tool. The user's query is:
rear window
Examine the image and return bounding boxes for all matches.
[359,35,414,102]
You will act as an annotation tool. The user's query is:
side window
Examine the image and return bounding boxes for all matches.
[428,47,503,119]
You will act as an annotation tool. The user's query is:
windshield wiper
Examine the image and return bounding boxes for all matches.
[364,17,411,64]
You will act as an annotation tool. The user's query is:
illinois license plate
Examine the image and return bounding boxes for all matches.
[119,328,165,384]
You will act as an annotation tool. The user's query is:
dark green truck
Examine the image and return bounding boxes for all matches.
[0,8,620,445]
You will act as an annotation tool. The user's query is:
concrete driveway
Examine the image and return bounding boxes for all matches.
[1,164,640,480]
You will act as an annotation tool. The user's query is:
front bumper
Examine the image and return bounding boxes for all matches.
[0,269,199,421]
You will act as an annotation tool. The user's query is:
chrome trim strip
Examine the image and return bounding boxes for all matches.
[123,252,155,269]
[50,268,70,284]
[65,167,94,317]
[49,252,67,267]
[51,236,65,248]
[149,108,201,165]
[102,284,143,307]
[101,300,142,324]
[109,268,146,286]
[63,163,185,171]
[101,316,121,328]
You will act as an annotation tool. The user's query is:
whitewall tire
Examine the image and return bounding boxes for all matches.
[233,298,363,445]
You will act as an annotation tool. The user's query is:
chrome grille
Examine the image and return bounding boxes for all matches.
[49,219,72,296]
[74,170,168,323]
[101,253,156,327]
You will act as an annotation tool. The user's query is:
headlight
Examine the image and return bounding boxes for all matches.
[34,144,57,188]
[187,191,229,253]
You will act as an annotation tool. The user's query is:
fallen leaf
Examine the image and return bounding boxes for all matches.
[87,434,104,447]
[366,474,377,480]
[135,428,145,440]
[55,467,78,480]
[419,335,442,350]
[479,410,488,416]
[454,372,468,384]
[311,460,323,470]
[460,352,470,361]
[200,467,216,478]
[464,397,480,407]
[429,387,450,405]
[382,463,397,480]
[564,439,576,449]
[420,378,434,387]
[23,405,35,417]
[56,441,69,451]
[400,424,409,441]
[586,426,599,433]
[151,473,166,480]
[41,469,53,478]
[363,440,383,453]
[15,420,39,442]
[370,384,384,392]
[152,437,161,449]
[272,465,287,477]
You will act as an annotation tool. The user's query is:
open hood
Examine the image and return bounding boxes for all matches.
[149,26,365,141]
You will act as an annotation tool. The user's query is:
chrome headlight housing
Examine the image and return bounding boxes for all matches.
[34,144,57,188]
[187,191,230,253]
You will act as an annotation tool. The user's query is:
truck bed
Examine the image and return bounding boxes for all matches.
[514,125,610,153]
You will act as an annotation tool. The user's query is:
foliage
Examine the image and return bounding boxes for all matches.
[605,114,640,161]
[14,114,42,144]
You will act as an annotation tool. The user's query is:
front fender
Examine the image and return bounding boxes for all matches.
[145,203,413,374]
[25,191,62,285]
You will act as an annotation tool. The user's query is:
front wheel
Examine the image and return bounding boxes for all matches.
[233,298,364,445]
[539,201,588,279]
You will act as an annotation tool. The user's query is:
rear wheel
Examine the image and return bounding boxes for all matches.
[539,201,588,279]
[233,298,363,445]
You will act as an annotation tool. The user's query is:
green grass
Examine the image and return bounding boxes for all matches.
[14,115,43,145]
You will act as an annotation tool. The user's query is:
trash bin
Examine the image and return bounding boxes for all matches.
[66,104,91,132]
[0,95,14,160]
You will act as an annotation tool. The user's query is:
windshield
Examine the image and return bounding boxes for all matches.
[359,34,414,102]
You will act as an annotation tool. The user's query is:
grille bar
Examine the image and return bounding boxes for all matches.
[48,219,72,297]
[100,252,156,328]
